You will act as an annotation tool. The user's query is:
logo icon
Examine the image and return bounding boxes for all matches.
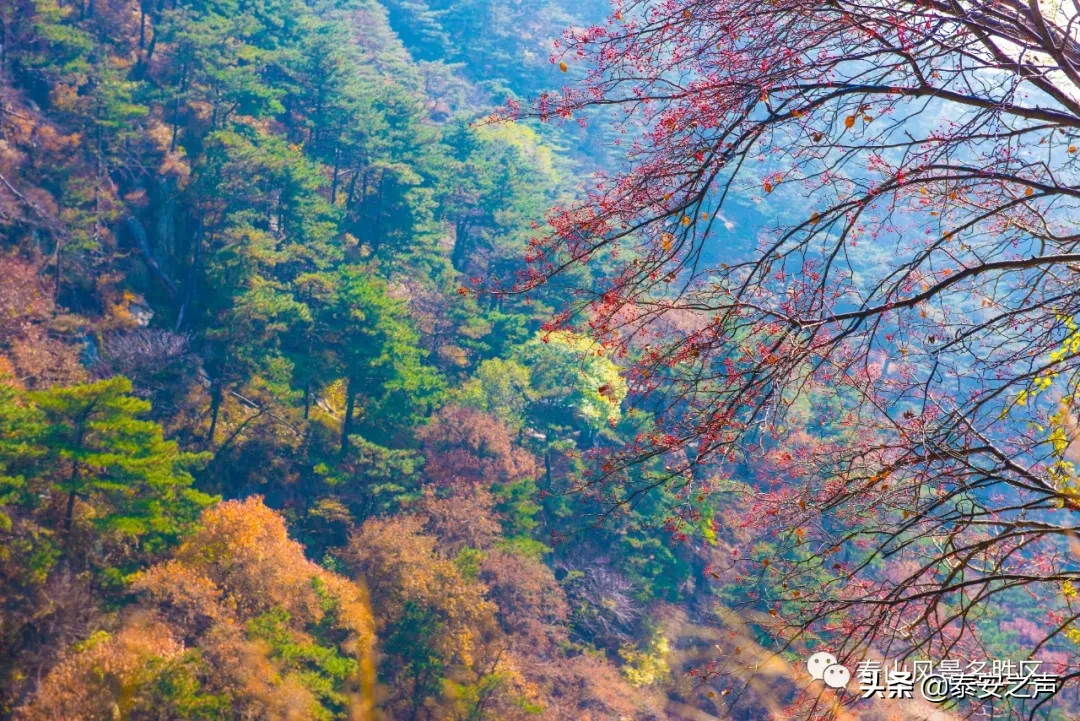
[823,663,851,689]
[807,651,850,689]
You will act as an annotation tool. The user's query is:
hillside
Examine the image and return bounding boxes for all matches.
[0,0,735,718]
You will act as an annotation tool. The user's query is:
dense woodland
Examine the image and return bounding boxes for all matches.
[0,0,738,718]
[6,0,1080,717]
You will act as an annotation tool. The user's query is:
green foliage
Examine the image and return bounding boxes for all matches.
[619,532,694,603]
[493,536,550,561]
[29,378,214,546]
[0,384,41,533]
[443,670,544,719]
[329,265,444,448]
[618,629,671,687]
[515,331,627,436]
[453,547,486,582]
[24,0,94,79]
[0,379,219,715]
[494,477,541,538]
[332,436,423,510]
[379,0,609,95]
[454,358,533,431]
[0,378,214,572]
[382,600,447,705]
[440,122,560,275]
[143,651,233,721]
[248,602,359,719]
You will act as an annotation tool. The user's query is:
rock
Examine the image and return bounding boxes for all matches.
[128,296,154,327]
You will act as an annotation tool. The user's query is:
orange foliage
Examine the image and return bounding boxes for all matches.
[347,515,496,668]
[347,516,571,720]
[346,515,663,720]
[528,653,664,720]
[21,498,377,721]
[0,254,84,387]
[418,405,536,488]
[416,484,503,553]
[480,549,568,652]
[18,617,186,721]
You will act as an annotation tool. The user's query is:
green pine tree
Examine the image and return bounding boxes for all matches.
[23,377,214,553]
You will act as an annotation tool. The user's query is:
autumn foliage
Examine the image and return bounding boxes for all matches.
[497,0,1080,713]
[418,405,536,488]
[22,497,377,721]
[18,0,1080,711]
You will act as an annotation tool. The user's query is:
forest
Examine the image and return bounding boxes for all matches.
[4,0,1080,718]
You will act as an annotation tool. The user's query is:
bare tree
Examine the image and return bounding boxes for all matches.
[557,548,641,645]
[95,328,190,391]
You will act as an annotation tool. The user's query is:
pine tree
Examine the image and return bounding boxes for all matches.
[328,265,443,454]
[0,381,43,534]
[22,376,214,553]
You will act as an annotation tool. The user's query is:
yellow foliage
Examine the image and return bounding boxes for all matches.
[24,498,378,721]
[159,150,192,185]
[618,632,671,687]
[174,499,375,644]
[49,83,82,113]
[19,618,186,721]
[347,516,497,669]
[473,122,559,185]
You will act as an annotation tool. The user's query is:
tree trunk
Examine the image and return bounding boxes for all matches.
[341,377,356,455]
[176,212,202,331]
[169,84,181,151]
[145,28,158,64]
[370,174,386,255]
[330,146,341,206]
[64,459,79,531]
[63,487,77,531]
[63,415,91,532]
[139,0,147,48]
[207,379,223,447]
[451,218,469,271]
[53,236,62,302]
[345,167,360,209]
[407,666,426,721]
[125,215,180,302]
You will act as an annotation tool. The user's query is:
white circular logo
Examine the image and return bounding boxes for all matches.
[807,651,838,681]
[823,663,851,689]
